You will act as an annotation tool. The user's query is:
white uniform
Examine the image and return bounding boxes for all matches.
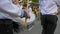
[28,7,32,12]
[39,0,60,15]
[0,0,24,19]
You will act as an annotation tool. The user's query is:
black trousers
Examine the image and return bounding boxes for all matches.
[0,19,13,34]
[40,15,58,34]
[0,19,20,34]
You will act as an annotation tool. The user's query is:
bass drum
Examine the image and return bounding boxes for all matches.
[21,12,36,31]
[13,12,36,32]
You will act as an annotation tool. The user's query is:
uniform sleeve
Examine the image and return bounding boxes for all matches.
[54,0,60,5]
[0,0,24,17]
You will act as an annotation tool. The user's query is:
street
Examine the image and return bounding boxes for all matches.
[14,15,60,34]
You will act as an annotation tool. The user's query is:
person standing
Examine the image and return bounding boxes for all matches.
[39,0,60,34]
[0,0,30,34]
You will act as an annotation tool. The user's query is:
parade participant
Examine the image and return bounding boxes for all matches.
[12,0,23,8]
[39,0,60,34]
[12,0,27,32]
[28,6,32,12]
[22,3,35,31]
[0,0,30,34]
[19,1,24,9]
[12,0,20,7]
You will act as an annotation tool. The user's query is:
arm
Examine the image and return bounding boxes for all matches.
[0,0,23,17]
[54,0,60,5]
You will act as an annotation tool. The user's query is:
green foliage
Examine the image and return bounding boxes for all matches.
[23,0,39,4]
[32,0,39,3]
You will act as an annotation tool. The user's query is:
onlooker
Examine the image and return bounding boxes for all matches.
[39,0,60,34]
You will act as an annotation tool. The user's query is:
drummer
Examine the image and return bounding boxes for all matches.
[12,0,26,32]
[0,0,30,34]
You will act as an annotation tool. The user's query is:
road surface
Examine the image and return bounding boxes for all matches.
[14,15,60,34]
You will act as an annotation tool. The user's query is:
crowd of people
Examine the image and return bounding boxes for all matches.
[12,0,39,17]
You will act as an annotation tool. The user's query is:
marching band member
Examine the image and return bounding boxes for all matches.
[28,6,32,12]
[19,1,24,9]
[23,3,35,30]
[12,0,20,7]
[39,0,60,34]
[12,0,27,32]
[0,0,30,34]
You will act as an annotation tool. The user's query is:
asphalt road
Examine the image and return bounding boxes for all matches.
[55,15,60,34]
[14,15,60,34]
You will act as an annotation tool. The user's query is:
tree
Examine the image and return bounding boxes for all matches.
[32,0,39,3]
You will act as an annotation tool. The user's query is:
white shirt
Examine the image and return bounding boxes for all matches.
[54,0,60,5]
[39,0,60,15]
[20,5,23,9]
[28,7,32,12]
[0,0,24,19]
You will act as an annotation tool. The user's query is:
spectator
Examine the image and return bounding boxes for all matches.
[39,0,60,34]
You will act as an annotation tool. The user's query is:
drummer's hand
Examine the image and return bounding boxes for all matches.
[22,22,27,27]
